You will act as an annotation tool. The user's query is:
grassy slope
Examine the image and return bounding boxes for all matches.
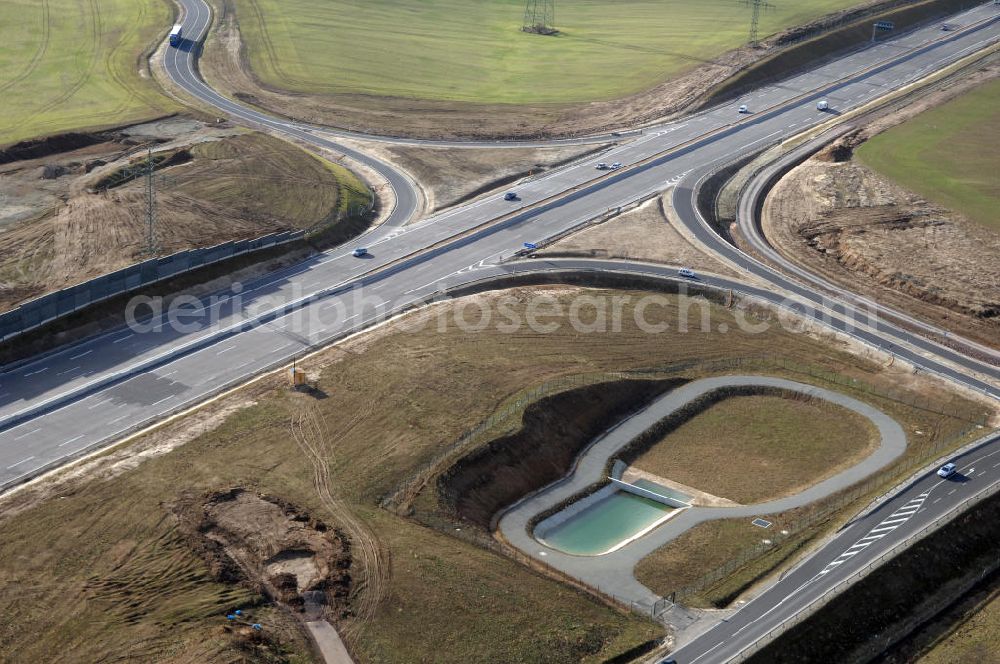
[919,587,1000,664]
[857,77,1000,231]
[185,133,370,224]
[0,132,370,312]
[0,289,987,661]
[634,375,984,607]
[0,0,177,146]
[632,394,877,504]
[235,0,861,105]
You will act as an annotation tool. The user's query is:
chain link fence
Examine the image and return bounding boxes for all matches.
[662,415,990,605]
[725,478,1000,663]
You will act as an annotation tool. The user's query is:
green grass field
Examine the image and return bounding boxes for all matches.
[234,0,861,105]
[0,0,177,146]
[185,133,372,223]
[857,78,1000,231]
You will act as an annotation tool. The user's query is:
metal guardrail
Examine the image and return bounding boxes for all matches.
[609,477,691,508]
[723,476,1000,663]
[0,230,305,343]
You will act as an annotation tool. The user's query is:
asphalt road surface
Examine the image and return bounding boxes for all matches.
[1,0,996,493]
[665,428,1000,663]
[0,4,998,662]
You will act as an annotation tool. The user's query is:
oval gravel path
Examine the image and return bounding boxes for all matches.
[497,375,906,611]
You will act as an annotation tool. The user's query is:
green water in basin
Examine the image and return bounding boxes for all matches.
[538,490,674,556]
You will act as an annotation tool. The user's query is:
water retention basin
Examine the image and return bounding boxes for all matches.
[534,484,678,556]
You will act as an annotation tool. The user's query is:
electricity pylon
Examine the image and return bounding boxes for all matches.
[522,0,556,35]
[143,148,159,256]
[743,0,775,47]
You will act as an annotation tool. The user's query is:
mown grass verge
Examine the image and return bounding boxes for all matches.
[628,390,878,504]
[232,0,862,105]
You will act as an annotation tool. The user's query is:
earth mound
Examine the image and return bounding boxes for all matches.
[174,488,352,618]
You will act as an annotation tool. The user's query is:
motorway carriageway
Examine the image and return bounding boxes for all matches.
[0,5,998,492]
[665,428,1000,663]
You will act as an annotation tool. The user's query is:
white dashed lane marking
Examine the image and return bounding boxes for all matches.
[818,491,930,576]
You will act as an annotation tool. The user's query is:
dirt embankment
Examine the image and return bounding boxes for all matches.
[762,63,1000,349]
[174,488,353,618]
[0,132,109,164]
[199,0,932,140]
[537,192,743,279]
[0,118,358,313]
[747,490,1000,663]
[436,377,683,530]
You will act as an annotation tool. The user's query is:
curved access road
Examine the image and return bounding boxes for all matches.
[166,0,633,148]
[0,0,996,580]
[497,375,907,611]
[162,0,1000,387]
[732,132,1000,364]
[163,0,421,234]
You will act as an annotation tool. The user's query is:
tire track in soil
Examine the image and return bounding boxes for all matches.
[23,0,103,133]
[290,406,390,643]
[0,0,51,97]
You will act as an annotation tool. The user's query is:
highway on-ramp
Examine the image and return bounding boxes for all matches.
[663,428,1000,663]
[1,0,996,499]
[0,4,998,662]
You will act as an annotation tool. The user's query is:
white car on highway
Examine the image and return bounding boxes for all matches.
[738,104,749,114]
[937,462,957,478]
[352,247,368,257]
[678,267,697,279]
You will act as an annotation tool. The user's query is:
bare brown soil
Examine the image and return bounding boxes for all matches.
[437,377,682,529]
[199,0,906,140]
[537,193,744,279]
[764,102,1000,348]
[375,142,609,215]
[0,122,351,312]
[0,287,990,662]
[174,487,353,616]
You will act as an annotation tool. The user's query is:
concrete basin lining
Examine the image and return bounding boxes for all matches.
[497,375,907,609]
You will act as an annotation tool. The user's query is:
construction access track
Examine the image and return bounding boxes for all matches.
[1,3,1000,664]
